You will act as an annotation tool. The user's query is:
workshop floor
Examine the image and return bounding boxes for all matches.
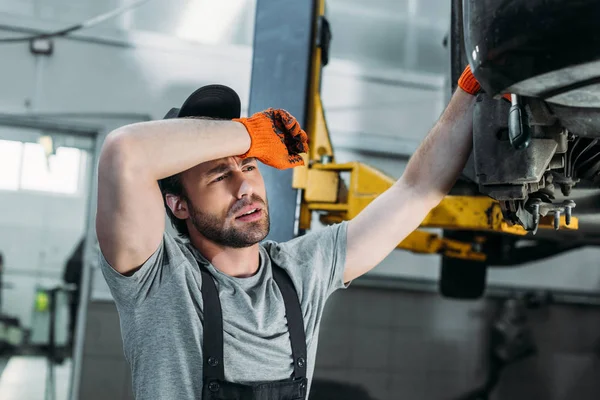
[0,356,71,400]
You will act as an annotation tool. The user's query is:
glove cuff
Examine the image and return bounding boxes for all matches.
[458,65,481,95]
[233,115,275,159]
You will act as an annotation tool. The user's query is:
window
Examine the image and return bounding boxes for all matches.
[0,140,23,190]
[0,139,85,195]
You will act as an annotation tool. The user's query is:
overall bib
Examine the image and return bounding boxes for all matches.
[200,265,309,400]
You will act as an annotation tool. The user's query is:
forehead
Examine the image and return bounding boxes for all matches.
[185,156,255,178]
[196,156,240,174]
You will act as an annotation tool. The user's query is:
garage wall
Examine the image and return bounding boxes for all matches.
[313,286,600,400]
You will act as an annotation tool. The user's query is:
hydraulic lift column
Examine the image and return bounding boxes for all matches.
[248,0,319,242]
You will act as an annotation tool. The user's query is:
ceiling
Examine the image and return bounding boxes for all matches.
[0,0,451,75]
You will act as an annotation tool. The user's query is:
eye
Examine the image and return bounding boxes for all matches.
[244,166,256,172]
[213,173,229,183]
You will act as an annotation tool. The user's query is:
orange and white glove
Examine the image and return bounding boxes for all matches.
[458,65,511,101]
[234,108,309,170]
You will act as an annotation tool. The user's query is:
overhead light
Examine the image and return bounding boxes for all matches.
[176,0,246,44]
[30,38,54,55]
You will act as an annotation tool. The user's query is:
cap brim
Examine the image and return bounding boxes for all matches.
[177,84,241,120]
[163,108,181,119]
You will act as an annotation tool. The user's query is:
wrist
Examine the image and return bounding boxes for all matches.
[232,121,252,156]
[232,116,271,159]
[457,65,481,95]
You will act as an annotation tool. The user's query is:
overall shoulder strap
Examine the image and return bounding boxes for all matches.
[200,266,226,381]
[271,265,307,380]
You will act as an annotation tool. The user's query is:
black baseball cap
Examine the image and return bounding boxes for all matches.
[163,84,241,120]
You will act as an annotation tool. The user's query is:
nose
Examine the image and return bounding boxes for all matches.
[234,172,254,200]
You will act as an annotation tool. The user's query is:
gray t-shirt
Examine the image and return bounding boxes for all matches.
[99,221,348,400]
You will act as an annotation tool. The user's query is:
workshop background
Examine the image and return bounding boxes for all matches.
[0,0,600,399]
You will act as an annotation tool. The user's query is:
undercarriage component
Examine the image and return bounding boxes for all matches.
[465,94,592,232]
[472,97,559,186]
[549,104,600,138]
[458,0,600,233]
[418,195,576,234]
[443,0,597,300]
[463,0,600,107]
[508,94,531,150]
[525,198,575,233]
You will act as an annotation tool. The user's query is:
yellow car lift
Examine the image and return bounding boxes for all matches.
[292,0,578,263]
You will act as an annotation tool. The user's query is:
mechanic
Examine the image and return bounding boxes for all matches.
[96,66,482,400]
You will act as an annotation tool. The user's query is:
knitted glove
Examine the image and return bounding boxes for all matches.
[234,108,309,169]
[458,65,512,101]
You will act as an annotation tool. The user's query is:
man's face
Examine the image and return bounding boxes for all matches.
[178,157,269,248]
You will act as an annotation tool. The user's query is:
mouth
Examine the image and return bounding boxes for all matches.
[234,206,264,222]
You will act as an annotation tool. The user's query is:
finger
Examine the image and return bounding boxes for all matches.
[279,109,292,121]
[285,115,301,131]
[300,136,309,153]
[287,154,304,166]
[298,128,308,140]
[280,110,298,129]
[300,139,309,153]
[273,118,287,141]
[261,108,275,119]
[283,120,303,139]
[296,129,309,149]
[286,134,308,154]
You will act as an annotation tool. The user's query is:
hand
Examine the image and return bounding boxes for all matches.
[458,65,511,101]
[234,108,309,169]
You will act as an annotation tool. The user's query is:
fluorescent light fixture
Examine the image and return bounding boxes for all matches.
[176,0,246,44]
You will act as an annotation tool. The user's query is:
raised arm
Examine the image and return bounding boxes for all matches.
[96,118,251,274]
[343,68,481,282]
[96,109,308,275]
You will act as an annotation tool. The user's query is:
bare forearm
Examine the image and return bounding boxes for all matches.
[345,81,479,281]
[399,88,475,204]
[103,118,251,180]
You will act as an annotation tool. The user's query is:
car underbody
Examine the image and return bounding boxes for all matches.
[440,0,600,298]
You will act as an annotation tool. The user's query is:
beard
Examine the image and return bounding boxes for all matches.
[188,193,270,248]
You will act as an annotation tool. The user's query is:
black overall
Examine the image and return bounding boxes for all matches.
[200,265,308,400]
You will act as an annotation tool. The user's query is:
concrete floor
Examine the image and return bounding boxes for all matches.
[0,356,71,400]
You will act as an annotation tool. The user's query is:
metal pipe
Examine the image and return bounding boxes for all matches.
[68,133,101,400]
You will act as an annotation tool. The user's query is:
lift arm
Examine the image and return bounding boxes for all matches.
[293,0,578,262]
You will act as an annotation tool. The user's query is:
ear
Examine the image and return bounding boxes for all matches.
[165,194,190,219]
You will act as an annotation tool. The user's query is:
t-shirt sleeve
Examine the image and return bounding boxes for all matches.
[98,231,182,308]
[268,221,349,300]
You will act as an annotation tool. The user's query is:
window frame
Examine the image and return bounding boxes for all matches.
[0,134,90,197]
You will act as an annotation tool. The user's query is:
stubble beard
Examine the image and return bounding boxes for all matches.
[188,195,270,248]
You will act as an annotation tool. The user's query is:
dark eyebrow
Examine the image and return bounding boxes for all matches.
[241,157,256,166]
[205,163,232,177]
[205,158,256,178]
